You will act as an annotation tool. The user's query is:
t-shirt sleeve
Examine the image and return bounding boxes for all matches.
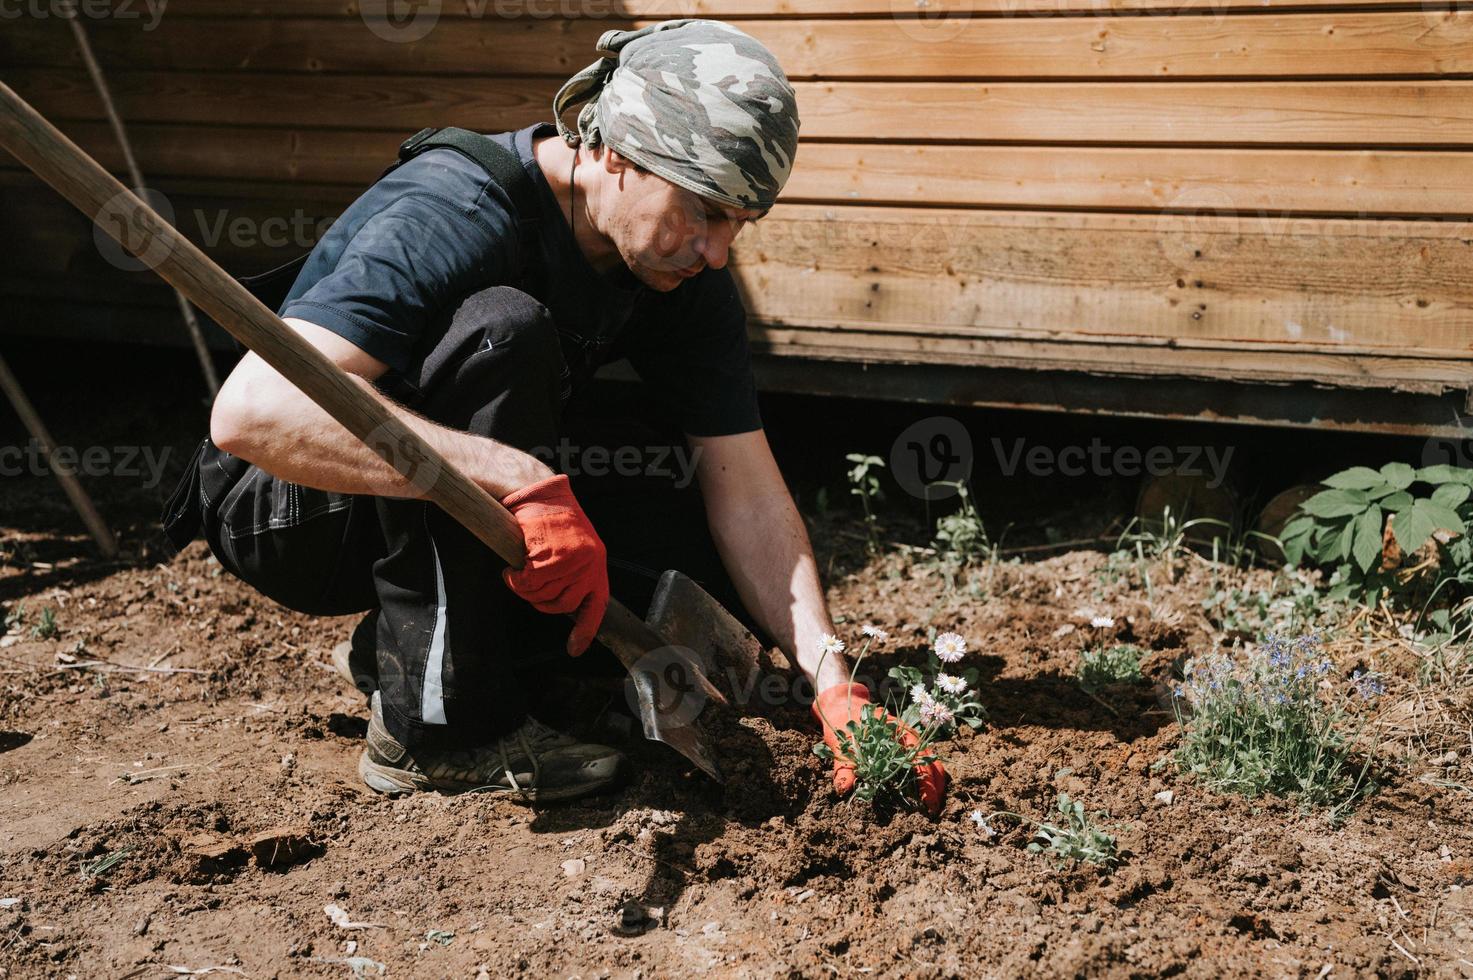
[622,266,763,437]
[279,193,511,373]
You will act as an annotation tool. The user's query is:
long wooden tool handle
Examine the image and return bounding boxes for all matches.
[0,82,532,561]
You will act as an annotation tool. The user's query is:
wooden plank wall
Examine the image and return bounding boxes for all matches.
[1,0,1471,398]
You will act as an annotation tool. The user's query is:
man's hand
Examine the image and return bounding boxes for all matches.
[812,681,947,816]
[500,474,609,656]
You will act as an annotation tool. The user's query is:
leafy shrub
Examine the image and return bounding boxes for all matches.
[1282,463,1472,615]
[1076,644,1144,695]
[1172,632,1381,819]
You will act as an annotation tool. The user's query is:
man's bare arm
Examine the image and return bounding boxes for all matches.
[691,429,852,694]
[209,318,552,499]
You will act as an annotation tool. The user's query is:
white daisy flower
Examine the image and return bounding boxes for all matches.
[860,624,889,641]
[818,633,846,656]
[1090,616,1115,629]
[910,683,929,703]
[933,632,967,664]
[936,673,968,696]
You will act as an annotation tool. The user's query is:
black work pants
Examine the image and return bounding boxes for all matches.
[162,287,745,751]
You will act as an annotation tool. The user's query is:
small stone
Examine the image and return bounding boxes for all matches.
[561,858,586,878]
[1154,790,1175,805]
[794,889,815,903]
[701,921,722,937]
[132,913,150,936]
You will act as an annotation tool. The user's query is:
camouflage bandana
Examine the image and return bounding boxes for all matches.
[552,19,799,212]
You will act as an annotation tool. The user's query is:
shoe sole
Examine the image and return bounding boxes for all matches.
[331,641,378,696]
[356,748,625,802]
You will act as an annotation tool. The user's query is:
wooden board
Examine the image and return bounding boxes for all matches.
[12,71,1473,147]
[6,124,1469,216]
[98,0,1458,15]
[5,12,1471,78]
[727,204,1473,358]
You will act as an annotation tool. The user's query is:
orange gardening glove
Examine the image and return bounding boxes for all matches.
[812,681,948,816]
[499,474,609,657]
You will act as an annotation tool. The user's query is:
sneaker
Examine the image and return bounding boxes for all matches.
[357,691,626,802]
[330,640,378,696]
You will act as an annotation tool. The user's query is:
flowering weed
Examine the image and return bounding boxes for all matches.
[1172,632,1381,819]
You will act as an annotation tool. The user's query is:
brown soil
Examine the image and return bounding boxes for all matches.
[0,363,1469,978]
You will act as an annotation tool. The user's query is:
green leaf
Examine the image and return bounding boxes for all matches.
[1432,483,1471,510]
[1417,464,1473,486]
[1392,503,1437,554]
[1380,462,1416,490]
[1334,520,1356,562]
[1301,489,1370,519]
[1323,467,1387,491]
[1422,500,1466,535]
[1381,491,1414,513]
[1352,504,1383,573]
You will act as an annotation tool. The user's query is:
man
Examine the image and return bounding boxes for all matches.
[162,19,946,812]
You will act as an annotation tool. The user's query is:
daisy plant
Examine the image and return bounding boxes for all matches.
[889,631,987,732]
[811,626,974,808]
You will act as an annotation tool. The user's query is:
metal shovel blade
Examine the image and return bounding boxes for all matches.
[647,571,764,697]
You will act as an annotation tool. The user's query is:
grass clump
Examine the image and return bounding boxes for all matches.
[1172,631,1382,820]
[1076,644,1144,695]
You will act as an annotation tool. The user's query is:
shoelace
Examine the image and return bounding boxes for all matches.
[495,719,561,798]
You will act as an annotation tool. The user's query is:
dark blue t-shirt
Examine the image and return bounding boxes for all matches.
[278,123,762,437]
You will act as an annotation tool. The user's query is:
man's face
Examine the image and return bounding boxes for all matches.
[601,152,764,291]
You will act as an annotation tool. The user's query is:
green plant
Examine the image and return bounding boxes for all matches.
[973,793,1119,869]
[931,480,994,565]
[1282,463,1473,616]
[29,606,58,640]
[1027,793,1119,868]
[845,454,886,555]
[1117,505,1232,582]
[1172,632,1382,820]
[813,628,979,809]
[888,631,987,732]
[1199,568,1336,640]
[3,601,25,632]
[1076,644,1144,695]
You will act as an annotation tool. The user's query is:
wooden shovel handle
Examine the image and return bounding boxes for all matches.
[0,84,545,581]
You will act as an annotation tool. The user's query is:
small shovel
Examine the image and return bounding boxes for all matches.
[0,83,759,782]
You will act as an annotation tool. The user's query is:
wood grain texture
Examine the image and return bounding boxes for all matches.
[5,12,1471,78]
[12,70,1473,147]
